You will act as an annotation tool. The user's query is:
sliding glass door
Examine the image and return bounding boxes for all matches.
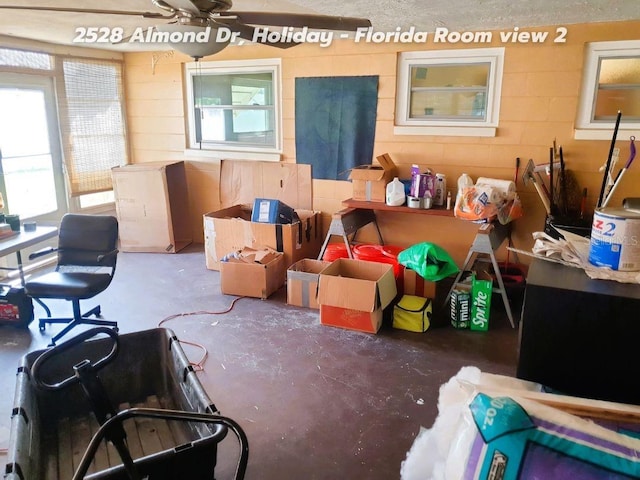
[0,73,67,222]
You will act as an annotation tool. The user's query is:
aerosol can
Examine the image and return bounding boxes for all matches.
[434,174,446,207]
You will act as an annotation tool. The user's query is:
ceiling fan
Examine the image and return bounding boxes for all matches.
[0,0,372,58]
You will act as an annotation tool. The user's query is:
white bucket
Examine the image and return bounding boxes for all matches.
[588,208,640,271]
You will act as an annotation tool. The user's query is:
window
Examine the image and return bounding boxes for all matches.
[57,58,129,197]
[184,59,281,161]
[0,47,53,70]
[576,40,640,140]
[395,48,504,137]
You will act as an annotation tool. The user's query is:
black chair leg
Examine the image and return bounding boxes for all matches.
[41,299,117,346]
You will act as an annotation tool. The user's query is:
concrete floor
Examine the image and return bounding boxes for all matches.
[0,244,520,479]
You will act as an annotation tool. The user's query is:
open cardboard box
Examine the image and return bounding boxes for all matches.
[204,161,322,274]
[318,258,397,333]
[349,153,398,203]
[204,206,322,274]
[287,258,330,309]
[220,247,285,300]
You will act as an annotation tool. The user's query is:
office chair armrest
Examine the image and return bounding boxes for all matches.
[29,247,58,261]
[97,249,119,263]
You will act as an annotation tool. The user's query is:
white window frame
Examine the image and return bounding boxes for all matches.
[395,47,504,137]
[184,58,282,162]
[575,40,640,140]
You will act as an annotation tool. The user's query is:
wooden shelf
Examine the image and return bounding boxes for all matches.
[342,198,456,217]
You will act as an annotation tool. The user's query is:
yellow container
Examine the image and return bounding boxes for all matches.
[393,295,432,332]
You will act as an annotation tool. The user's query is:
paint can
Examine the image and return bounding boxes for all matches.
[407,196,422,209]
[588,208,640,271]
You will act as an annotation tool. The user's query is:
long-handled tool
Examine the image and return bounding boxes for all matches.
[597,110,622,208]
[522,158,551,214]
[559,146,569,216]
[602,136,637,208]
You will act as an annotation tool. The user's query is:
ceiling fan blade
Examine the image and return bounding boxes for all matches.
[161,0,201,15]
[219,11,371,31]
[219,18,299,49]
[188,0,232,13]
[0,5,171,19]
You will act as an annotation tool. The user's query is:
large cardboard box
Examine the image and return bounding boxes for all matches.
[318,259,397,334]
[112,161,191,253]
[204,206,322,272]
[287,259,330,309]
[220,247,285,299]
[349,153,398,202]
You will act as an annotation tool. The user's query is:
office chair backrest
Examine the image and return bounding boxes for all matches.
[57,214,119,268]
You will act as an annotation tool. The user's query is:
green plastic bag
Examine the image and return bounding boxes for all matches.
[397,242,459,282]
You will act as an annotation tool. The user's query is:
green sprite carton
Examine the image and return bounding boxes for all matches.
[471,271,492,331]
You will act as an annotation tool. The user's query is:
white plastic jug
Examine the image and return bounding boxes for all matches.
[457,173,474,201]
[386,177,406,207]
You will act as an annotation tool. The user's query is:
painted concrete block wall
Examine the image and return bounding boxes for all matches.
[124,20,640,264]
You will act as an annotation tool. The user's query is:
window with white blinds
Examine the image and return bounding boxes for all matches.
[0,47,53,70]
[56,58,128,196]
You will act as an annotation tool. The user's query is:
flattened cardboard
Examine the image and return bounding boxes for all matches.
[220,160,312,210]
[287,259,330,309]
[112,161,191,253]
[220,251,284,299]
[318,259,397,313]
[204,207,322,272]
[349,153,398,202]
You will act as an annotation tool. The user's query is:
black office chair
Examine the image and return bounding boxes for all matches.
[25,214,119,346]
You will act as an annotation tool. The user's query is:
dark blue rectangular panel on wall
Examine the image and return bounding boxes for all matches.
[295,75,379,180]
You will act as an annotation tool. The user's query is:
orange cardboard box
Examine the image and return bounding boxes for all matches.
[317,258,397,334]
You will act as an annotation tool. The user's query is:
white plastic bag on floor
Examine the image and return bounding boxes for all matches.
[401,367,640,480]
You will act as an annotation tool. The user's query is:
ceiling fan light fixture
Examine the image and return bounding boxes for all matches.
[154,24,229,58]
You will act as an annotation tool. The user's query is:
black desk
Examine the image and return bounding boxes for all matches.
[517,259,640,405]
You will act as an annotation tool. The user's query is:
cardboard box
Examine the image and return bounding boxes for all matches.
[112,161,191,253]
[204,206,322,272]
[471,271,493,331]
[450,285,471,329]
[287,259,330,309]
[403,268,436,299]
[318,258,397,334]
[220,247,285,299]
[349,153,398,202]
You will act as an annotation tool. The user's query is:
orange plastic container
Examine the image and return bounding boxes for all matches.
[322,243,350,262]
[352,244,403,278]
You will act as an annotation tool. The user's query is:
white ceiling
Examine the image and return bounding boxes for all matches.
[0,0,639,52]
